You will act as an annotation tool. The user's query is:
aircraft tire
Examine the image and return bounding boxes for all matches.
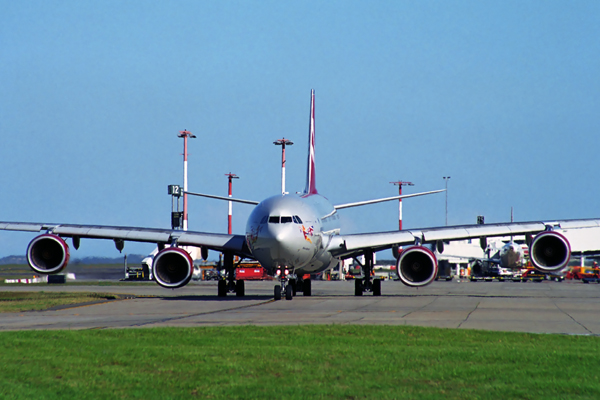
[235,280,245,297]
[285,284,293,300]
[354,279,363,296]
[274,285,282,301]
[373,279,381,296]
[303,279,312,296]
[218,280,227,297]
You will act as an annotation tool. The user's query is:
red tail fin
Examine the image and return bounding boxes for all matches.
[304,89,318,195]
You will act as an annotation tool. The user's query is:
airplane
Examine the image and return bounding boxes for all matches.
[2,90,600,300]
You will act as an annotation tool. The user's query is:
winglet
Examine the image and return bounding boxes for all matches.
[304,89,318,195]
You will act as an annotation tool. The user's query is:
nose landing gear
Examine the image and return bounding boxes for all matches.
[274,267,295,300]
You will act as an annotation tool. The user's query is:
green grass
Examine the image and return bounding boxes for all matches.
[0,325,599,399]
[0,263,153,286]
[0,292,119,312]
[0,280,155,287]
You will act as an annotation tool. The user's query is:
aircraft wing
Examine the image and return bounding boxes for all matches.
[0,222,252,258]
[333,189,444,210]
[327,218,600,259]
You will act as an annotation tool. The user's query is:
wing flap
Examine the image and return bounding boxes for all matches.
[0,222,47,232]
[52,226,171,242]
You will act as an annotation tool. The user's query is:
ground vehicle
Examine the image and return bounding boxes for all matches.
[566,264,600,283]
[566,265,599,280]
[235,262,270,280]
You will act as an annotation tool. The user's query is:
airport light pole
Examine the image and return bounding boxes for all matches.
[225,173,239,235]
[273,138,293,194]
[390,181,414,230]
[443,176,451,226]
[178,129,196,231]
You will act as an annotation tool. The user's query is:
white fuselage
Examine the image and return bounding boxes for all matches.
[498,241,526,269]
[245,193,340,275]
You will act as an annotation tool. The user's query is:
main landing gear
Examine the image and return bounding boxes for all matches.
[354,250,382,297]
[217,251,245,297]
[273,268,312,301]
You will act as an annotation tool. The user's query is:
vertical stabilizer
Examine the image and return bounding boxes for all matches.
[304,89,318,195]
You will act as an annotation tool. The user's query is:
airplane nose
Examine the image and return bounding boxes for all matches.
[263,224,297,261]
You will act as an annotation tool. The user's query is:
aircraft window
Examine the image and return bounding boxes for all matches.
[293,216,303,224]
[268,216,280,224]
[281,216,293,224]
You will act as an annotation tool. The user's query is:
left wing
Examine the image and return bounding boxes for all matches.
[333,189,445,210]
[328,220,555,258]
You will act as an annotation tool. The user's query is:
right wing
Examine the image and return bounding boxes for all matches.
[0,221,252,257]
[185,191,260,205]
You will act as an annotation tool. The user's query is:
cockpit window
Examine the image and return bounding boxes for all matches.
[269,215,300,224]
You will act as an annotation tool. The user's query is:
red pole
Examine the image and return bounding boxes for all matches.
[390,181,414,231]
[398,184,403,231]
[183,134,188,230]
[178,130,196,231]
[225,173,239,234]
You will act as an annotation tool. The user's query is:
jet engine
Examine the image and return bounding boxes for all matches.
[26,234,70,274]
[396,246,438,287]
[529,231,571,272]
[153,247,194,289]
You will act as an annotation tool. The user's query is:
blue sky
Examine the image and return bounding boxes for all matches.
[1,1,599,259]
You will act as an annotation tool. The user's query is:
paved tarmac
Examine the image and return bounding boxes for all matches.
[1,279,599,334]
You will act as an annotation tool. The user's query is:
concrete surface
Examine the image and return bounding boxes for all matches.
[1,280,599,334]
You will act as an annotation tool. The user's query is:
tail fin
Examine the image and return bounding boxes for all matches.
[304,89,318,195]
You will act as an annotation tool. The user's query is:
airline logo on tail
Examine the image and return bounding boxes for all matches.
[304,89,318,196]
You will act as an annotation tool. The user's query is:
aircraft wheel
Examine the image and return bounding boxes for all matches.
[354,279,363,296]
[373,279,381,296]
[303,279,312,296]
[235,280,245,297]
[285,284,293,300]
[274,285,282,301]
[217,280,227,297]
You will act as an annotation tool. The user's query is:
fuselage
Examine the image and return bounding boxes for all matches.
[245,193,340,275]
[498,241,526,269]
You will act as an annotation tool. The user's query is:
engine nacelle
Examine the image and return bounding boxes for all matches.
[153,247,194,289]
[396,246,438,287]
[26,234,70,274]
[529,231,571,272]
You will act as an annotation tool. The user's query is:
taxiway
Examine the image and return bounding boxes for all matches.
[1,280,599,334]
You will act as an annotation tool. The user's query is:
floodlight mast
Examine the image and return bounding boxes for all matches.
[390,181,414,230]
[273,138,293,194]
[178,129,196,231]
[225,173,239,235]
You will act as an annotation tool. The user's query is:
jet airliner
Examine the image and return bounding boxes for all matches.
[2,90,600,300]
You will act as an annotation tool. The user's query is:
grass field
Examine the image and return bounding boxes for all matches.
[0,292,121,313]
[0,325,599,399]
[0,263,117,280]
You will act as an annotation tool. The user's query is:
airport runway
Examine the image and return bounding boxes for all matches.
[1,280,599,335]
